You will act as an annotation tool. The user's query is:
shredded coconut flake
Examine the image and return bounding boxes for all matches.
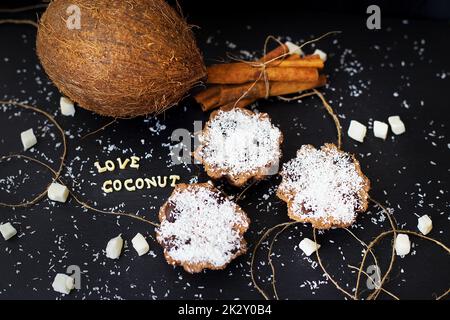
[198,109,282,175]
[279,144,366,226]
[158,185,248,267]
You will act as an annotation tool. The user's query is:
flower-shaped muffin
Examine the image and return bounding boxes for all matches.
[277,143,370,229]
[194,107,283,187]
[156,183,250,273]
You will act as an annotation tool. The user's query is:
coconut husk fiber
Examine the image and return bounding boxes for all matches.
[36,0,206,117]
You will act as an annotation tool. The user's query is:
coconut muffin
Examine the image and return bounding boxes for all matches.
[156,183,250,273]
[194,107,283,187]
[277,143,370,229]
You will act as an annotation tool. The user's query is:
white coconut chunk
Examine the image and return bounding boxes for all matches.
[60,97,76,116]
[106,234,124,259]
[388,116,406,135]
[285,41,303,56]
[347,120,367,143]
[313,49,327,61]
[21,128,37,151]
[132,233,149,256]
[52,273,75,295]
[373,120,389,140]
[0,222,17,241]
[47,182,69,203]
[417,215,432,235]
[395,234,411,256]
[299,238,321,256]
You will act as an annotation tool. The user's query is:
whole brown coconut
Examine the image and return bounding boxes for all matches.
[36,0,206,117]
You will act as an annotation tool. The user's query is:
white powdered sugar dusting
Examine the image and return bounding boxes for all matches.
[198,108,282,175]
[279,145,366,225]
[158,185,248,267]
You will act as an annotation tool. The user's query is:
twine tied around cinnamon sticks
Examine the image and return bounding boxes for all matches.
[194,32,340,112]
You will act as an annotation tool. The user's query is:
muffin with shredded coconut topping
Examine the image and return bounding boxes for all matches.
[156,183,250,273]
[194,107,283,187]
[277,143,370,229]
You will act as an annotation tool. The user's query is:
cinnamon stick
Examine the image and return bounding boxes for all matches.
[195,45,300,101]
[193,86,220,107]
[207,64,319,84]
[198,75,327,111]
[215,53,322,109]
[265,54,323,67]
[259,44,289,63]
[195,45,290,104]
[194,44,326,111]
[275,57,324,68]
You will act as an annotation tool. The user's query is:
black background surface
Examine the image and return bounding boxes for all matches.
[0,1,449,300]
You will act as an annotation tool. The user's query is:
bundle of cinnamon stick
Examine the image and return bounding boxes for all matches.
[194,43,327,112]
